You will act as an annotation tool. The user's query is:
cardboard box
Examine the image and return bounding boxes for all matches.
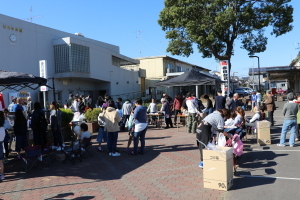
[203,146,233,162]
[203,147,234,191]
[203,178,233,191]
[203,157,233,181]
[277,96,283,102]
[257,121,271,145]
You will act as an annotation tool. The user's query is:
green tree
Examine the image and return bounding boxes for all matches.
[158,0,293,72]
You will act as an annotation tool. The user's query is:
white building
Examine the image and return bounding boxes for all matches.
[0,14,140,107]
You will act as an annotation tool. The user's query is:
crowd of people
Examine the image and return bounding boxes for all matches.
[1,89,300,181]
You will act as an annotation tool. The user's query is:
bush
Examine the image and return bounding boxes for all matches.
[84,108,102,122]
[60,108,74,127]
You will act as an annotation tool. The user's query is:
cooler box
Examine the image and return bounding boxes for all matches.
[203,147,234,191]
[257,121,271,145]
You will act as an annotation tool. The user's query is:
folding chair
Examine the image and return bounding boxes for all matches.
[41,142,54,166]
[22,145,42,173]
[63,140,82,164]
[81,137,93,158]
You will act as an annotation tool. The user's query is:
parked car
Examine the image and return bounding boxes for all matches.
[234,88,250,96]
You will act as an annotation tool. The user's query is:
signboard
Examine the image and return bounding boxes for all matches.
[220,60,230,96]
[39,60,48,91]
[9,91,30,104]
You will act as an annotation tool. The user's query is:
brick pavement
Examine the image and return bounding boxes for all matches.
[0,125,227,200]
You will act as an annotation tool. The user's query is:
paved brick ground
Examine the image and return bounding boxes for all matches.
[0,125,227,200]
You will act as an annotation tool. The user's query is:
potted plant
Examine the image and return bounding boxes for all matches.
[59,108,75,141]
[84,108,102,133]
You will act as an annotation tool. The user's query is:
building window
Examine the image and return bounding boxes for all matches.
[112,56,121,67]
[54,44,90,73]
[281,83,285,87]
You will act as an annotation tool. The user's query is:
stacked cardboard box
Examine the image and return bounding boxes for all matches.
[203,147,234,191]
[257,121,271,145]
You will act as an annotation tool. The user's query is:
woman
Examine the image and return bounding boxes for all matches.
[96,96,105,108]
[172,94,182,125]
[196,109,230,168]
[78,98,86,113]
[50,101,63,151]
[0,111,7,180]
[14,109,28,159]
[159,98,173,129]
[31,102,47,150]
[296,94,300,140]
[101,100,121,156]
[203,94,213,114]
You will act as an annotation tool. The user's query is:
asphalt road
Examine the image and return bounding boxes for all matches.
[225,101,300,200]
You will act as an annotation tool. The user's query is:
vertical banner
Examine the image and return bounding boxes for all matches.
[39,60,48,91]
[220,60,229,96]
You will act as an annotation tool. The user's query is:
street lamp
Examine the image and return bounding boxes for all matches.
[249,55,260,91]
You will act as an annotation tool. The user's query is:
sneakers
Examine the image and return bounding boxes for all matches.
[199,161,203,168]
[290,145,295,147]
[0,174,5,180]
[277,144,286,147]
[110,152,120,156]
[56,147,64,151]
[97,147,104,152]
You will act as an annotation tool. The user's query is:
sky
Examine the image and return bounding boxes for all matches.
[0,0,299,77]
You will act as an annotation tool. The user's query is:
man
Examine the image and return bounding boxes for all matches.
[12,98,24,112]
[264,90,275,126]
[85,95,92,108]
[66,93,73,108]
[256,90,262,106]
[251,92,257,111]
[186,93,198,133]
[26,97,33,114]
[226,93,243,111]
[278,93,298,147]
[8,98,16,112]
[214,89,226,110]
[115,98,122,110]
[132,98,148,155]
[80,94,86,106]
[159,99,173,129]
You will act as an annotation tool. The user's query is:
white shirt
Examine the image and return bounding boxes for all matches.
[186,99,198,113]
[256,93,262,102]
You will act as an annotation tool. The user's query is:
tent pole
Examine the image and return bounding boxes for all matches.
[52,77,56,102]
[196,85,199,98]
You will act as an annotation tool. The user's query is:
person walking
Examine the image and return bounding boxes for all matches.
[214,90,226,110]
[102,100,121,156]
[277,93,299,147]
[264,90,276,126]
[132,98,148,155]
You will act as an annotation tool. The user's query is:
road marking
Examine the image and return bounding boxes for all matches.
[252,149,300,152]
[239,175,300,181]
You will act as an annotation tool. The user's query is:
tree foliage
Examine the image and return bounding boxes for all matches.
[158,0,293,70]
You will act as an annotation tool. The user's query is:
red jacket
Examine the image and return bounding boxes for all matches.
[173,98,182,110]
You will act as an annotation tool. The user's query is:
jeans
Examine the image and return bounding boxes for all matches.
[97,127,107,143]
[133,127,147,154]
[280,119,297,146]
[188,113,197,133]
[107,132,118,153]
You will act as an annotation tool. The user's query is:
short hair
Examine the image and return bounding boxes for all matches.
[50,101,58,109]
[233,93,239,97]
[135,98,142,105]
[203,94,209,99]
[117,98,122,102]
[186,93,191,97]
[267,90,271,94]
[217,89,222,94]
[80,123,88,132]
[287,93,294,100]
[191,93,196,97]
[218,109,231,119]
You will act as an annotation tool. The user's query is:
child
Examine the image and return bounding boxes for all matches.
[97,107,107,151]
[80,123,91,142]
